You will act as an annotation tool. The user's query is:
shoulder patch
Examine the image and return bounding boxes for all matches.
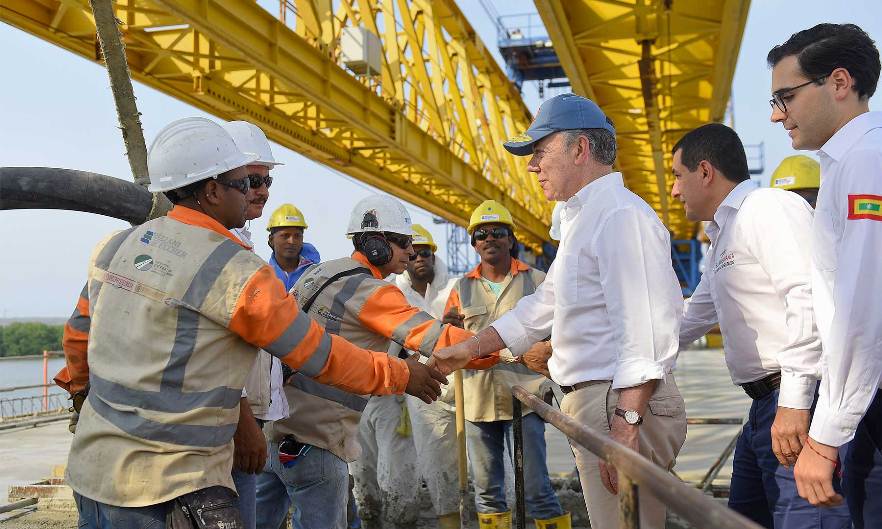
[848,194,882,221]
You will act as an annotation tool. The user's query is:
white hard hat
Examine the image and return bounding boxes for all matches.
[549,201,565,241]
[223,121,283,167]
[347,195,412,236]
[147,117,258,192]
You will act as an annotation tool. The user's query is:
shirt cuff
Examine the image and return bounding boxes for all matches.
[777,373,816,410]
[611,357,666,389]
[491,313,531,356]
[808,404,861,447]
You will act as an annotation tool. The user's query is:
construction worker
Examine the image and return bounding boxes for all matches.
[223,120,288,529]
[432,93,687,529]
[256,196,498,529]
[768,24,882,526]
[442,200,567,529]
[266,203,321,291]
[769,155,821,207]
[63,117,446,528]
[392,224,460,528]
[672,123,850,528]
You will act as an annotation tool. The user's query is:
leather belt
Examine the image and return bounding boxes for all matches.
[739,372,781,400]
[559,381,597,395]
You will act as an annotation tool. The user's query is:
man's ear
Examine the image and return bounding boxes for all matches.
[574,135,591,165]
[698,160,715,188]
[202,179,222,206]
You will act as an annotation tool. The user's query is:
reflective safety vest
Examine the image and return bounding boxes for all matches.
[267,253,473,462]
[445,259,553,422]
[65,208,409,507]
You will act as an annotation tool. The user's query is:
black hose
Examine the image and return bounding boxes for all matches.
[0,167,153,225]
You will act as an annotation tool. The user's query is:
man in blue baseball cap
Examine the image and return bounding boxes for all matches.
[432,93,687,529]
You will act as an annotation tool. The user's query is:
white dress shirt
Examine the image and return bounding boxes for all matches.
[679,181,820,409]
[493,172,683,388]
[809,111,882,447]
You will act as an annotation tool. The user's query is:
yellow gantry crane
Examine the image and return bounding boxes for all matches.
[1,0,748,248]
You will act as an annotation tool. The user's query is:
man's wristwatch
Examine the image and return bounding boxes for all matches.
[614,408,644,425]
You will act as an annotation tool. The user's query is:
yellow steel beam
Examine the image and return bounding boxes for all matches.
[1,0,551,251]
[534,0,750,240]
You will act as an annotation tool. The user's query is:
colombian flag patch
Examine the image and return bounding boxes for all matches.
[848,194,882,220]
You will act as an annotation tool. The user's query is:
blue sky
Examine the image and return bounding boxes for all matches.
[1,1,879,317]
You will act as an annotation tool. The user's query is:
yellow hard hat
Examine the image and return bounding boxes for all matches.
[770,155,820,190]
[267,203,308,231]
[411,224,437,252]
[468,200,514,234]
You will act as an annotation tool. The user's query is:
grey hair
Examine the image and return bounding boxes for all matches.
[563,129,617,166]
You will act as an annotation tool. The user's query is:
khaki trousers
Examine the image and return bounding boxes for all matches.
[559,376,687,529]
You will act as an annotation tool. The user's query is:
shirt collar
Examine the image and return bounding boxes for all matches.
[464,258,530,279]
[819,111,882,162]
[563,172,624,215]
[707,180,755,243]
[168,205,252,250]
[351,251,385,279]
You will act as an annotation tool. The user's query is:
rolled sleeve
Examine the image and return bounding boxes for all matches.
[492,311,533,356]
[612,357,667,389]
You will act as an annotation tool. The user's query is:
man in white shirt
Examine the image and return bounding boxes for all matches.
[392,224,461,529]
[673,123,850,528]
[432,93,687,529]
[767,24,882,527]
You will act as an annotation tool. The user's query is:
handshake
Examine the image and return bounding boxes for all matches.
[404,322,554,404]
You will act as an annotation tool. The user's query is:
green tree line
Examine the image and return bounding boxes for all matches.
[0,323,64,357]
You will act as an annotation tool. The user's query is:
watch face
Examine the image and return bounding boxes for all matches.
[625,410,640,424]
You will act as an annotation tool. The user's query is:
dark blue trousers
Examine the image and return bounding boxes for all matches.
[728,389,851,529]
[841,389,882,529]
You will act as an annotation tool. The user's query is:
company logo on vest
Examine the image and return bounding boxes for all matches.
[134,254,154,271]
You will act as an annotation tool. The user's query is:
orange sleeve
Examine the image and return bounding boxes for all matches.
[228,265,410,396]
[444,287,462,315]
[56,286,91,394]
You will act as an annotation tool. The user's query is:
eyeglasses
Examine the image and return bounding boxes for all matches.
[473,227,510,241]
[217,176,251,195]
[247,173,273,189]
[409,248,433,260]
[384,232,413,249]
[769,74,829,113]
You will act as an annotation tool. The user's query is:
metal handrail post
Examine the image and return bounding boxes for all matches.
[512,397,526,529]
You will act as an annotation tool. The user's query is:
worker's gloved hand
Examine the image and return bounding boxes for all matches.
[403,355,447,403]
[517,341,553,378]
[442,307,465,328]
[233,402,267,474]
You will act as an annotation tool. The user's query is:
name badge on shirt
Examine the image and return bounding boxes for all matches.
[713,250,736,273]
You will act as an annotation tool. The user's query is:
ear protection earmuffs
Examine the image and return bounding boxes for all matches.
[360,233,393,266]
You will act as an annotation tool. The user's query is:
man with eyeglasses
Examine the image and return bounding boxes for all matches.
[258,195,498,529]
[767,24,882,527]
[441,200,567,529]
[60,118,448,529]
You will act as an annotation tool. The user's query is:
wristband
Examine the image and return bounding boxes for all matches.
[472,335,481,359]
[806,438,839,465]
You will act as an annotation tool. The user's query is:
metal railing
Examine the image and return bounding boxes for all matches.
[511,386,762,529]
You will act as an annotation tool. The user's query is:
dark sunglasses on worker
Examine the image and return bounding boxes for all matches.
[409,248,433,260]
[247,173,273,189]
[217,176,251,194]
[474,227,510,241]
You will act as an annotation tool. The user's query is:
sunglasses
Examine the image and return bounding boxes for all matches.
[217,176,251,195]
[384,232,413,249]
[247,173,273,189]
[409,248,433,260]
[473,227,510,241]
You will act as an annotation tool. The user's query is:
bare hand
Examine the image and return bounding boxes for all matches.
[794,437,844,507]
[442,308,465,328]
[600,416,639,495]
[233,401,267,474]
[771,407,810,467]
[518,341,552,378]
[404,355,447,403]
[429,340,475,375]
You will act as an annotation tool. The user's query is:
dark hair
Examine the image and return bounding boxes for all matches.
[767,23,880,100]
[672,123,749,184]
[563,128,617,166]
[162,168,238,204]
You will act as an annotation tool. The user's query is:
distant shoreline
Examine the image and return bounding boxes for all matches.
[0,317,67,326]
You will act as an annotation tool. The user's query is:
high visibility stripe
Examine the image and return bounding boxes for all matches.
[463,361,534,377]
[288,373,368,412]
[68,302,90,333]
[90,373,241,412]
[521,271,537,296]
[264,311,312,359]
[163,240,243,390]
[298,332,333,377]
[88,392,236,448]
[417,320,444,356]
[459,279,474,308]
[322,273,373,335]
[391,311,434,344]
[90,228,136,309]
